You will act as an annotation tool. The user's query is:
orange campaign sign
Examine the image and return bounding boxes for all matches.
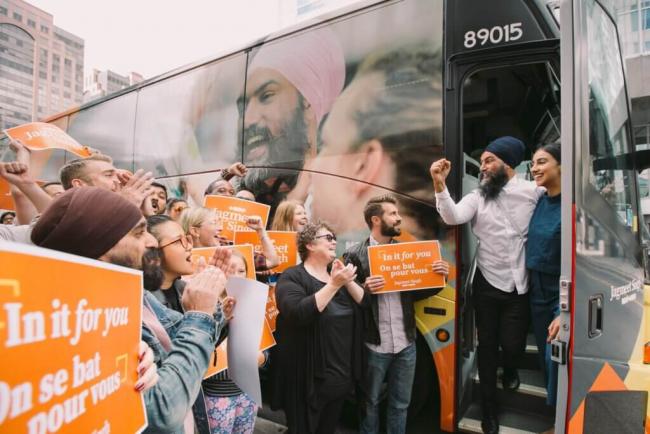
[0,242,147,434]
[0,178,15,211]
[234,230,298,273]
[203,195,270,242]
[191,245,256,280]
[265,286,279,332]
[367,240,446,293]
[3,122,92,158]
[204,319,276,379]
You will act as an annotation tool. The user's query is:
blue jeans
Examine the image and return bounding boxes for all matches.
[529,270,559,406]
[360,343,417,434]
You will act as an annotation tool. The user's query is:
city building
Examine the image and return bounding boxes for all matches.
[0,0,84,129]
[83,69,143,102]
[617,0,650,149]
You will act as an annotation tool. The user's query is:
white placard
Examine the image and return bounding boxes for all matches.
[225,276,269,406]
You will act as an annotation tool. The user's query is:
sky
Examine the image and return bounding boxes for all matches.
[27,0,289,79]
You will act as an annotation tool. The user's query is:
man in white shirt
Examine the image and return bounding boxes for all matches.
[430,136,543,434]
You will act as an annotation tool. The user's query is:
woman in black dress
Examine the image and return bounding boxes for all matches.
[272,221,367,434]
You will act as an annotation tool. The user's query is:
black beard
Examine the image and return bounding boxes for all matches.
[237,98,309,202]
[106,251,141,270]
[380,218,401,237]
[142,248,164,291]
[479,165,509,200]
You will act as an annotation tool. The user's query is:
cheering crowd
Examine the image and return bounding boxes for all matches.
[1,133,562,434]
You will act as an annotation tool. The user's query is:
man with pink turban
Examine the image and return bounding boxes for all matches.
[236,28,346,208]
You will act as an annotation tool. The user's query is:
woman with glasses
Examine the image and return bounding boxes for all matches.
[181,206,280,273]
[148,214,260,434]
[146,215,195,311]
[181,206,226,247]
[271,221,367,434]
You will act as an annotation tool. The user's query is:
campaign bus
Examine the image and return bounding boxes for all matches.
[14,0,649,431]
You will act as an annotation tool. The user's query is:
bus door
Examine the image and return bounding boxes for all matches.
[447,46,561,431]
[558,1,650,433]
[444,2,561,431]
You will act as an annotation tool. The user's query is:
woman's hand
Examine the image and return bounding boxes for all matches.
[329,259,357,287]
[208,246,233,274]
[181,266,228,314]
[547,316,561,342]
[135,341,158,392]
[221,296,236,321]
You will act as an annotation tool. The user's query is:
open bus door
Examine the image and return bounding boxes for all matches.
[444,1,563,431]
[558,0,650,433]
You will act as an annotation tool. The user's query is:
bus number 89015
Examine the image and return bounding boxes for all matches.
[463,22,523,49]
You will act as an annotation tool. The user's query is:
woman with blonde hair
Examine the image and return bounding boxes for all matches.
[181,207,224,247]
[271,200,308,232]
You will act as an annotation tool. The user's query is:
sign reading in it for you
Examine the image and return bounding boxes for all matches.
[0,242,146,434]
[367,241,445,293]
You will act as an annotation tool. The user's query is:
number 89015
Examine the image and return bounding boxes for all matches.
[463,22,523,49]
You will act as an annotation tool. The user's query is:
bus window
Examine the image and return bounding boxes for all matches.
[586,3,637,230]
[66,92,137,171]
[134,53,247,203]
[237,0,444,212]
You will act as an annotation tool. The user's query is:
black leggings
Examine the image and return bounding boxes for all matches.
[310,380,351,434]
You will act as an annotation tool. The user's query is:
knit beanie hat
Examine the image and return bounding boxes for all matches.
[485,136,526,169]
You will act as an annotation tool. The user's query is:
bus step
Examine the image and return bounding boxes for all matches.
[472,368,548,399]
[458,402,554,434]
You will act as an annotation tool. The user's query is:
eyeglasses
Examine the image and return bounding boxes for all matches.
[315,234,337,242]
[159,235,192,250]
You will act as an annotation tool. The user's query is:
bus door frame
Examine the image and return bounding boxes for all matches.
[444,40,560,426]
[560,1,647,433]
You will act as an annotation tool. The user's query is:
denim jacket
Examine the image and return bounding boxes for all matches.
[141,290,224,433]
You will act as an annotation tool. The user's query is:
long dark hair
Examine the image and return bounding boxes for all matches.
[536,141,561,164]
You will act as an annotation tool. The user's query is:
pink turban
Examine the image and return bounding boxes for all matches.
[250,28,346,125]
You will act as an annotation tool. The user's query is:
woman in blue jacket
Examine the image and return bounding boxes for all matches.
[527,142,562,407]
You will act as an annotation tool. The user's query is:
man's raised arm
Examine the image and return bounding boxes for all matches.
[430,158,478,225]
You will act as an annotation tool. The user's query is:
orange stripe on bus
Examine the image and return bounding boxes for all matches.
[433,342,456,432]
[568,362,627,434]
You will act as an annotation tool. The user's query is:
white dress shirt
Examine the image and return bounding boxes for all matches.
[365,236,411,354]
[435,176,544,294]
